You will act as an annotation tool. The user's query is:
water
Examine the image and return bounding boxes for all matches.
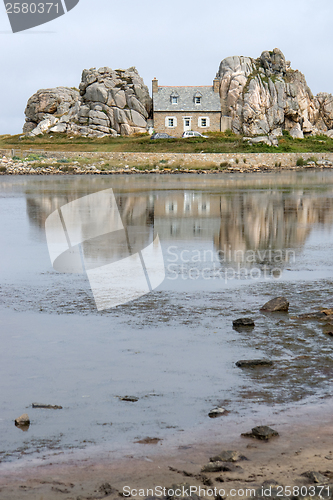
[1,171,333,465]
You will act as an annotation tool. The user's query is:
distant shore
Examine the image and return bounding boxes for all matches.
[1,150,333,175]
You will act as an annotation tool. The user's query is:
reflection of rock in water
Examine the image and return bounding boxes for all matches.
[26,195,70,229]
[214,191,333,270]
[153,189,333,272]
[25,183,333,272]
[26,191,154,266]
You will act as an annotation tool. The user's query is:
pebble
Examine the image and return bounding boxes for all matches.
[208,407,228,418]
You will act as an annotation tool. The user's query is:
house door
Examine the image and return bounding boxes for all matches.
[183,117,191,132]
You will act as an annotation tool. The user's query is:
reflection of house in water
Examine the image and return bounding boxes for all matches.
[154,193,222,239]
[154,190,333,272]
[25,185,333,272]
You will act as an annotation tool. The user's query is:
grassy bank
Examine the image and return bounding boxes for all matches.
[1,130,333,154]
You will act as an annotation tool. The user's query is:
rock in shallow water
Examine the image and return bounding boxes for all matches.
[208,407,228,418]
[236,359,274,368]
[233,318,255,327]
[15,413,30,426]
[241,425,279,440]
[260,296,289,312]
[119,395,139,402]
[32,403,63,409]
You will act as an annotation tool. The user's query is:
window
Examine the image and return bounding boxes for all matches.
[170,92,179,104]
[194,92,202,104]
[198,117,210,128]
[185,119,190,128]
[166,200,177,213]
[198,200,210,215]
[193,222,201,234]
[165,116,177,128]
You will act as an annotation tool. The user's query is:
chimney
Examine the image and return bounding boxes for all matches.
[213,77,220,93]
[152,77,158,94]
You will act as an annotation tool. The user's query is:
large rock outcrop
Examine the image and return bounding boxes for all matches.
[24,67,152,137]
[217,48,333,137]
[23,87,80,134]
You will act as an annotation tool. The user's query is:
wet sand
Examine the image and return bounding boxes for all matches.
[1,403,333,500]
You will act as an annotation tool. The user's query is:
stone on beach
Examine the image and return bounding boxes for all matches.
[209,450,243,462]
[202,461,244,473]
[241,425,279,440]
[260,297,289,312]
[301,471,329,484]
[201,461,226,473]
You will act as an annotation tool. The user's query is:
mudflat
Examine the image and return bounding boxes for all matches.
[1,403,333,500]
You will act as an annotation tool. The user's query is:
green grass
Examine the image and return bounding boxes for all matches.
[1,131,333,154]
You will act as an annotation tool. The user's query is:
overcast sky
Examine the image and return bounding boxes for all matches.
[1,0,332,135]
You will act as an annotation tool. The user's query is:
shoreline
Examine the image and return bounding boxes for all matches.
[1,399,333,499]
[1,150,333,175]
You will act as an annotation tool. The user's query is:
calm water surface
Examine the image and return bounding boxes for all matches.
[1,172,333,465]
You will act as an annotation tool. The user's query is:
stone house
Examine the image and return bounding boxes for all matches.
[152,78,222,136]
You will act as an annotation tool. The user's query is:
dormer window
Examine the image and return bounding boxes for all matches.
[170,91,179,104]
[194,91,202,105]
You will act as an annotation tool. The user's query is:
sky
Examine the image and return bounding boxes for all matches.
[1,0,333,135]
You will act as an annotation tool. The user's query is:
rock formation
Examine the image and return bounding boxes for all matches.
[23,50,333,138]
[217,48,333,137]
[23,87,80,134]
[23,67,152,138]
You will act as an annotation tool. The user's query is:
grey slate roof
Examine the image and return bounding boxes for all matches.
[153,86,221,112]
